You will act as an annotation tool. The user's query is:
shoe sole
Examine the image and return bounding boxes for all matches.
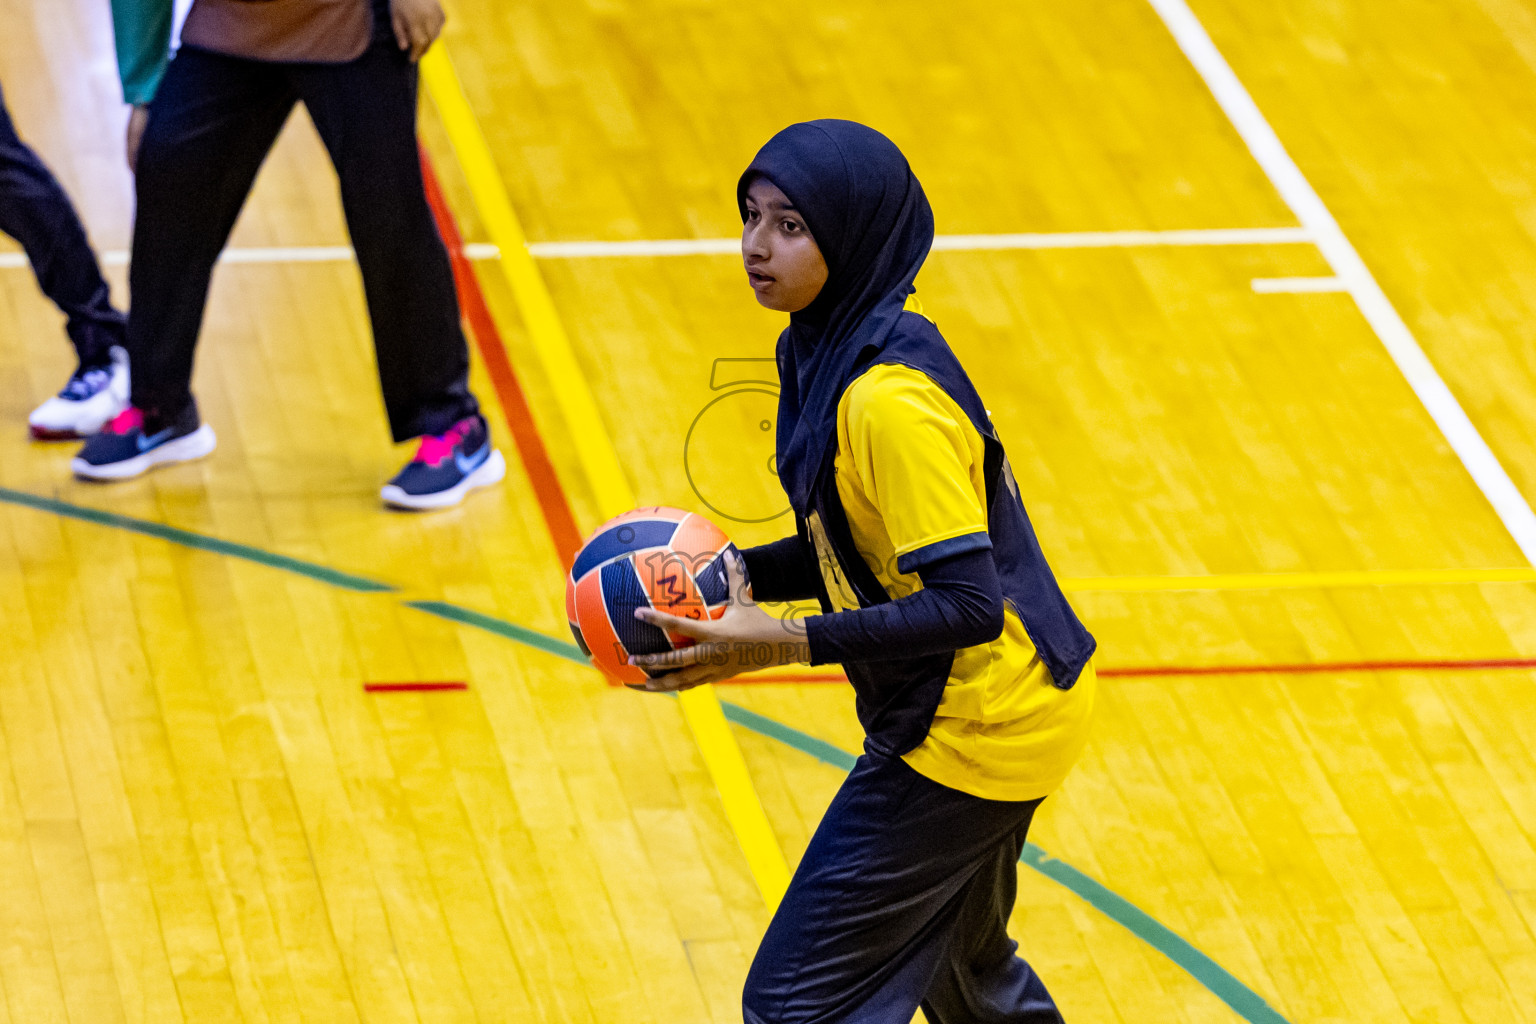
[71,424,218,481]
[381,449,507,511]
[31,425,85,441]
[30,400,126,441]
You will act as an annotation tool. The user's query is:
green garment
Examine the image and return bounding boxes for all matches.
[110,0,174,105]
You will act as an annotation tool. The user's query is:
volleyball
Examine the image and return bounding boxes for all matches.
[565,507,743,685]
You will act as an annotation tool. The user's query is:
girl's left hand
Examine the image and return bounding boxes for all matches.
[629,554,811,692]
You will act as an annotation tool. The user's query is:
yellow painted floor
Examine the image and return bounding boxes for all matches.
[2,0,1536,1021]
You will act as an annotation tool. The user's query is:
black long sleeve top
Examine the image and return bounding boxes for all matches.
[739,537,1004,666]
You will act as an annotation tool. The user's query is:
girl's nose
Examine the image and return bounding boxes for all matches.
[743,227,769,259]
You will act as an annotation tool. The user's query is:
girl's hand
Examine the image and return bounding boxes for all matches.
[126,105,149,172]
[391,0,446,61]
[629,554,811,692]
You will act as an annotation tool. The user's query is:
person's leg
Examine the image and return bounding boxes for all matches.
[291,41,478,444]
[919,811,1064,1024]
[0,82,124,369]
[75,48,294,478]
[741,753,1044,1024]
[125,46,295,421]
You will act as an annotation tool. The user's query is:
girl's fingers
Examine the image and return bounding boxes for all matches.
[635,606,713,638]
[630,643,706,672]
[644,663,725,692]
[642,671,692,692]
[392,12,411,51]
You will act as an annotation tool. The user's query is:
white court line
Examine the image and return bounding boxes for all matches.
[525,227,1312,259]
[528,238,736,257]
[0,244,491,268]
[0,228,1311,271]
[1250,276,1347,293]
[1147,0,1536,567]
[929,226,1312,251]
[0,247,359,269]
[210,246,357,264]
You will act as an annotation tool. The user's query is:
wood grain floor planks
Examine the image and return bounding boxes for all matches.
[1,0,1535,1020]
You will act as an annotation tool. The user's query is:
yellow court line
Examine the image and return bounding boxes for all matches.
[418,47,631,517]
[420,43,792,911]
[1060,566,1536,593]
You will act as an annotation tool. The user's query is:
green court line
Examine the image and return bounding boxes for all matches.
[0,486,394,593]
[719,702,1289,1023]
[1,484,1289,1023]
[718,701,858,771]
[282,586,1308,1022]
[1017,847,1288,1024]
[403,600,591,664]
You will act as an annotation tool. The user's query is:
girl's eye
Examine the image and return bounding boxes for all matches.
[781,220,800,233]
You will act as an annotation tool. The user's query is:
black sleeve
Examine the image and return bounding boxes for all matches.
[804,548,1004,665]
[739,534,821,604]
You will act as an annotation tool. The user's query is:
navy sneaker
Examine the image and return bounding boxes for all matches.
[381,414,505,510]
[71,401,216,480]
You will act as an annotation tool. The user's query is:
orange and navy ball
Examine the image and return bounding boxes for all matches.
[565,506,744,686]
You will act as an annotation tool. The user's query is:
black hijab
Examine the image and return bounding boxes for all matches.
[737,120,935,514]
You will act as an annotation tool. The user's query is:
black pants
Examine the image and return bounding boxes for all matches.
[130,36,477,441]
[0,83,125,369]
[743,751,1064,1024]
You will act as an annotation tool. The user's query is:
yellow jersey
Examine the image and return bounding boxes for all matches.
[828,361,1096,801]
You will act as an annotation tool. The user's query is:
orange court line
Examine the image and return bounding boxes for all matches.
[419,147,585,568]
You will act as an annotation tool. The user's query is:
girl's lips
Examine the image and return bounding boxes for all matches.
[747,270,774,287]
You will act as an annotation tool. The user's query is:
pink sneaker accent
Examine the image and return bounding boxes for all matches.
[106,407,144,435]
[412,417,475,468]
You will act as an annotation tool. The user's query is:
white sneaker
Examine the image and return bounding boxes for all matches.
[29,346,130,440]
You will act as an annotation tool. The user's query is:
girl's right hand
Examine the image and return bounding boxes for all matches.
[126,105,149,173]
[628,554,811,691]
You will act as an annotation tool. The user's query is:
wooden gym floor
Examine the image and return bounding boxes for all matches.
[2,0,1535,1020]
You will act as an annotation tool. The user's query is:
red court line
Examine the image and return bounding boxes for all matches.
[420,148,585,568]
[737,656,1536,684]
[1100,657,1536,677]
[365,681,469,693]
[737,673,849,683]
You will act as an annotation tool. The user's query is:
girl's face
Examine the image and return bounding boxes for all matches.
[742,177,829,312]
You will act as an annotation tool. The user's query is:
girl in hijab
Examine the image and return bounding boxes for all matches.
[633,120,1097,1023]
